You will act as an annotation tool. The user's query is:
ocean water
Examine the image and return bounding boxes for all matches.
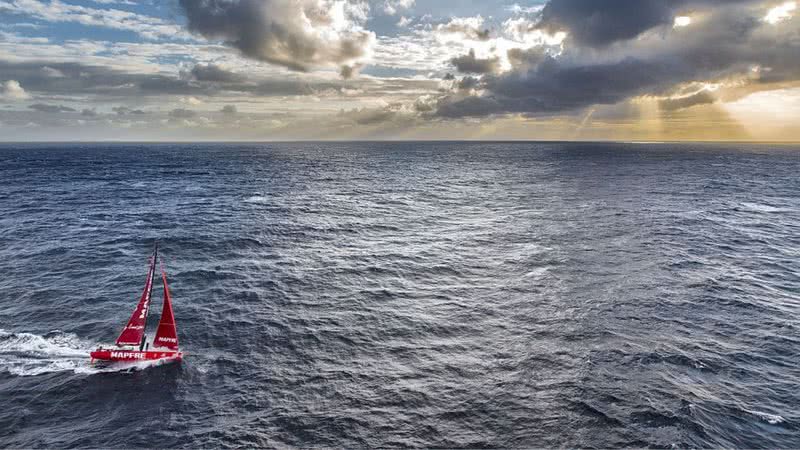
[0,141,799,448]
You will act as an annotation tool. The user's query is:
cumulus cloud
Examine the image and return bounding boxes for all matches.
[178,0,376,72]
[220,104,238,114]
[0,80,30,100]
[397,16,412,27]
[434,1,800,118]
[382,0,414,15]
[450,49,500,74]
[436,16,491,41]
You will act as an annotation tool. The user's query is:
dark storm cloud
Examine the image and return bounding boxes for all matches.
[178,0,374,71]
[537,0,674,47]
[450,49,500,74]
[188,63,246,83]
[437,56,688,117]
[29,103,75,113]
[434,2,800,118]
[457,76,481,90]
[536,0,759,47]
[436,95,502,118]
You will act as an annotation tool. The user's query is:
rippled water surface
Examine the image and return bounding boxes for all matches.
[1,142,799,448]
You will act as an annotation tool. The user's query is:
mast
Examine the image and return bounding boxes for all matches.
[115,243,158,348]
[153,255,179,350]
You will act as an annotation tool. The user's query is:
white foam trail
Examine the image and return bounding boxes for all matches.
[740,202,788,213]
[0,329,177,376]
[744,408,786,425]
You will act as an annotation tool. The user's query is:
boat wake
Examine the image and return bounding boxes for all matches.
[0,329,169,376]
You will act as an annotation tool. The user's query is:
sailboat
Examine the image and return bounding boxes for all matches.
[90,243,184,363]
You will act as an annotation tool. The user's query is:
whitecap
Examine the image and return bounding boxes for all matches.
[244,195,271,204]
[743,408,786,425]
[739,202,788,213]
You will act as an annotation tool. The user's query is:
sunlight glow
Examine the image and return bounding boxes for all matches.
[764,1,797,24]
[674,16,692,28]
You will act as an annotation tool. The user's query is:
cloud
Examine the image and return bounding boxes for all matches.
[0,80,30,100]
[0,61,344,99]
[434,2,800,118]
[0,0,186,40]
[658,90,716,111]
[436,16,491,41]
[457,76,481,90]
[339,63,364,79]
[535,0,758,47]
[220,105,237,114]
[764,1,797,24]
[181,96,204,106]
[169,108,197,119]
[112,106,145,115]
[536,0,674,47]
[383,0,414,16]
[29,103,75,113]
[188,63,246,83]
[41,66,65,78]
[178,0,376,72]
[450,49,500,74]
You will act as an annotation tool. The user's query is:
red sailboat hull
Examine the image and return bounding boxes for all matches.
[90,348,183,362]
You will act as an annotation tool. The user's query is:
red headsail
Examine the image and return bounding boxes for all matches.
[115,247,157,347]
[153,261,179,350]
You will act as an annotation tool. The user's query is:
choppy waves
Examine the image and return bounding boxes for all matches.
[1,142,799,448]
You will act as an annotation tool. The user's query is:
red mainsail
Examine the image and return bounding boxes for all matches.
[115,246,157,347]
[153,262,179,350]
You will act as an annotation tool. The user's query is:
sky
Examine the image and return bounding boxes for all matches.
[0,0,798,141]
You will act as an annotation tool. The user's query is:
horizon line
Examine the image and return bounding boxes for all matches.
[1,139,799,145]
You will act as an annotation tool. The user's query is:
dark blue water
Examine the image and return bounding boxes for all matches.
[1,142,799,448]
